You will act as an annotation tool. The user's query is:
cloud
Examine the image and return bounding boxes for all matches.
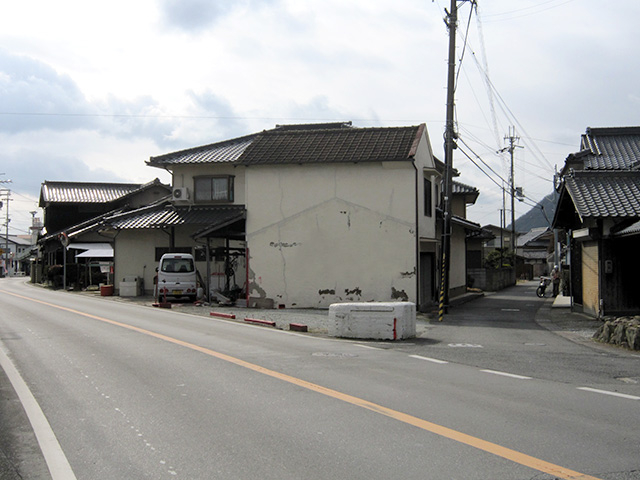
[0,50,191,150]
[1,144,129,197]
[159,0,234,32]
[158,0,280,33]
[0,50,95,133]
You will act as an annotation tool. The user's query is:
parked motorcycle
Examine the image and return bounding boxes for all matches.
[536,276,551,297]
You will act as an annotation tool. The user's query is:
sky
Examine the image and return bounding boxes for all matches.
[1,0,639,236]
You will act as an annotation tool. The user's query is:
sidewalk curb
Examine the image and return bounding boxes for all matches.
[533,297,610,351]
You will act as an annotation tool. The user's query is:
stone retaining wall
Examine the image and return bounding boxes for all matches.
[593,316,640,350]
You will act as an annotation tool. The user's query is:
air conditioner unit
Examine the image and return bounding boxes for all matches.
[172,187,190,201]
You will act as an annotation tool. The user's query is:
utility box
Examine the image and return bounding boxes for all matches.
[119,276,142,297]
[328,302,416,340]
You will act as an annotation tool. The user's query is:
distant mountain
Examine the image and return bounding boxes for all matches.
[510,191,559,232]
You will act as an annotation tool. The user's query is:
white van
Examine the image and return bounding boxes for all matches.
[155,253,198,301]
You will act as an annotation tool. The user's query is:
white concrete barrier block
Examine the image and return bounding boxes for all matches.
[328,302,416,340]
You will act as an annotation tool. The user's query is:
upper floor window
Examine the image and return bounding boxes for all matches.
[424,177,432,217]
[194,176,234,203]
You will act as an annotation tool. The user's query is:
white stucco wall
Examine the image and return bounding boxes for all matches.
[450,226,467,295]
[414,127,439,242]
[245,161,418,308]
[170,164,246,204]
[114,229,168,294]
[114,228,247,297]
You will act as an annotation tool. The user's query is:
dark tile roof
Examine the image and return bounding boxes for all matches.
[147,134,257,167]
[452,180,477,195]
[564,170,640,220]
[452,180,479,204]
[521,250,549,260]
[274,122,353,131]
[238,125,423,165]
[40,181,144,205]
[148,123,425,167]
[579,126,640,170]
[451,215,481,231]
[612,219,640,237]
[107,204,246,230]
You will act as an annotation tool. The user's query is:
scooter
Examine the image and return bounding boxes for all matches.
[536,276,551,297]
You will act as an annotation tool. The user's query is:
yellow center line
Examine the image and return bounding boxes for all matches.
[1,289,602,480]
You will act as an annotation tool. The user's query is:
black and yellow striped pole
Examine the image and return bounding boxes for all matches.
[438,251,447,322]
[438,0,461,321]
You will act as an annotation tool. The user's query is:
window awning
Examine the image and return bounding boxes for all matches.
[69,243,114,258]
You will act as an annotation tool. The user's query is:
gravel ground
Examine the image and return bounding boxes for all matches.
[75,291,437,336]
[67,288,604,345]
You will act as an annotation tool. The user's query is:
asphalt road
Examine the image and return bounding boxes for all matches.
[0,277,638,479]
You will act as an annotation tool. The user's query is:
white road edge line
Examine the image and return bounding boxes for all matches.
[480,369,532,380]
[409,355,449,364]
[354,344,382,350]
[577,387,640,401]
[0,344,77,480]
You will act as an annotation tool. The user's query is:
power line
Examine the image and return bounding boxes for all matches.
[481,0,576,22]
[457,144,507,193]
[457,137,508,185]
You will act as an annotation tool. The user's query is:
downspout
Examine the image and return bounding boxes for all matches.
[597,219,604,318]
[110,229,120,292]
[412,159,420,308]
[206,239,211,302]
[245,246,250,307]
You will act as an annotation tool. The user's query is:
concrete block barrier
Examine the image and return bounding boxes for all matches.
[328,302,416,340]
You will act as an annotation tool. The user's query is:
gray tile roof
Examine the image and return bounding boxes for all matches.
[452,180,479,204]
[452,180,477,195]
[613,219,640,237]
[521,250,548,260]
[148,123,425,167]
[564,170,640,220]
[238,125,423,165]
[580,126,640,170]
[147,134,257,166]
[107,204,245,230]
[40,181,143,204]
[516,227,551,247]
[451,215,481,231]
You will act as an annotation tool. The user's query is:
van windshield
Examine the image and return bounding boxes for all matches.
[161,258,194,273]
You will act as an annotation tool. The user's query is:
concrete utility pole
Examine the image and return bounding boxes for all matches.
[439,0,476,321]
[0,188,11,276]
[438,0,458,322]
[501,127,522,259]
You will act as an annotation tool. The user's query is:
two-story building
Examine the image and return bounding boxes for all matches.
[553,126,640,317]
[89,122,478,310]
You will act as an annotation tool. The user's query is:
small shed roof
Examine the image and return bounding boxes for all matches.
[39,178,167,206]
[107,204,246,232]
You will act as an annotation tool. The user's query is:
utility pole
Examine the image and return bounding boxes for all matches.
[501,127,522,261]
[438,0,458,322]
[438,0,475,321]
[0,188,11,276]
